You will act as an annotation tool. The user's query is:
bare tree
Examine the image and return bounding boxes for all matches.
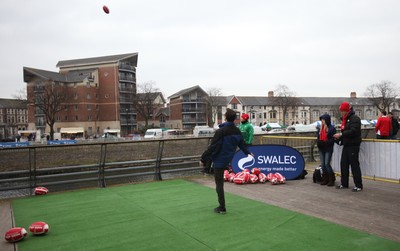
[364,81,399,112]
[133,81,161,130]
[12,87,27,100]
[206,87,223,127]
[273,85,299,126]
[33,81,66,140]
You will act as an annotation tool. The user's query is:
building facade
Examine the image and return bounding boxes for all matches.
[168,85,209,129]
[0,98,28,140]
[23,53,138,137]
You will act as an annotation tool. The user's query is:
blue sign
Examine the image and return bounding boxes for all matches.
[0,142,29,148]
[47,140,77,145]
[231,145,305,180]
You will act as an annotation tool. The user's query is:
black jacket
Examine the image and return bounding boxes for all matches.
[201,122,251,169]
[338,110,362,147]
[316,114,336,152]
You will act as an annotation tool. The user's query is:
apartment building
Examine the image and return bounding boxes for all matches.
[23,53,138,137]
[0,98,28,140]
[168,85,209,129]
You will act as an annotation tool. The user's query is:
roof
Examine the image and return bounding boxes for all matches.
[156,107,170,117]
[209,96,232,106]
[0,98,27,109]
[56,53,138,68]
[168,85,207,99]
[300,97,371,106]
[23,67,94,83]
[137,92,166,104]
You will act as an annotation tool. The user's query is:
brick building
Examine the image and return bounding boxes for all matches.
[23,53,138,137]
[0,98,28,140]
[168,85,209,129]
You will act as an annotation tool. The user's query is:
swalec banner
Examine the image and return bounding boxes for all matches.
[231,145,305,180]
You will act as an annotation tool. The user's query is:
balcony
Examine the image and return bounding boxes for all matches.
[182,108,206,113]
[182,98,205,103]
[118,64,136,73]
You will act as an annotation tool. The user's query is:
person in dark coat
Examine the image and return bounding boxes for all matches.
[388,112,399,139]
[333,102,363,192]
[200,108,252,214]
[316,114,336,186]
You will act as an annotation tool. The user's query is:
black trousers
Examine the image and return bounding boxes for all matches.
[340,145,363,188]
[214,168,226,208]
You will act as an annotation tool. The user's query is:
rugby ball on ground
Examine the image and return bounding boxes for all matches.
[29,221,49,235]
[34,186,49,195]
[4,227,27,242]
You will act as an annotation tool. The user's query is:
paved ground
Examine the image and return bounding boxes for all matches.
[1,167,399,250]
[189,169,400,243]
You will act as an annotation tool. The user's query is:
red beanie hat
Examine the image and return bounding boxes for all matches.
[241,114,249,120]
[339,102,351,112]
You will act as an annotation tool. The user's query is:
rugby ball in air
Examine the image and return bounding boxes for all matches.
[34,186,49,195]
[4,227,27,242]
[29,221,49,235]
[103,5,110,14]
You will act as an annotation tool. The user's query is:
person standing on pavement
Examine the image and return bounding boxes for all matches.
[333,101,363,192]
[388,112,399,140]
[238,113,254,145]
[316,114,336,186]
[375,110,392,139]
[200,108,253,214]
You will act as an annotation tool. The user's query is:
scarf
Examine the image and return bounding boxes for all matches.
[320,124,328,141]
[340,112,350,131]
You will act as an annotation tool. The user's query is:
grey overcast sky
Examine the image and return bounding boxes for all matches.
[1,0,399,99]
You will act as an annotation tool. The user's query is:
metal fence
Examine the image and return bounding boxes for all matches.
[1,131,398,199]
[261,135,400,183]
[0,137,211,198]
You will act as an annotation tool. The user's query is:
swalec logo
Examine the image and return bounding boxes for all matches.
[237,154,255,170]
[232,145,305,180]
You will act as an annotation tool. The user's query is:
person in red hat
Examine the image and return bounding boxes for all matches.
[333,101,363,192]
[238,113,254,145]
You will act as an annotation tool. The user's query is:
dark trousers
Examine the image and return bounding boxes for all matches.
[214,168,226,208]
[340,145,363,188]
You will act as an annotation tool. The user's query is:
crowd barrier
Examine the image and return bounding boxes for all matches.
[261,135,400,182]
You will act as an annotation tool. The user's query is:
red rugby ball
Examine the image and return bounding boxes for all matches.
[103,5,110,14]
[34,186,49,195]
[4,227,27,242]
[29,221,49,235]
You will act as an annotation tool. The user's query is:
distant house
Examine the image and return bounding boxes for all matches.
[135,92,167,130]
[0,98,28,140]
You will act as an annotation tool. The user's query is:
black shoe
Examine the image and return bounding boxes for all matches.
[336,184,348,189]
[214,207,226,214]
[352,187,362,192]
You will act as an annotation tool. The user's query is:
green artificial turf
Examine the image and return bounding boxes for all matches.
[12,179,399,251]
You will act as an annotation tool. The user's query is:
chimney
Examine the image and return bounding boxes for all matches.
[350,92,357,98]
[268,91,274,97]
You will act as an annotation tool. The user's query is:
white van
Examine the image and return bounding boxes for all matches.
[193,126,215,137]
[144,128,164,139]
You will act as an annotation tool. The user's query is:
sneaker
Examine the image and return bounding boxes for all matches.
[336,184,348,189]
[352,187,363,192]
[214,207,226,214]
